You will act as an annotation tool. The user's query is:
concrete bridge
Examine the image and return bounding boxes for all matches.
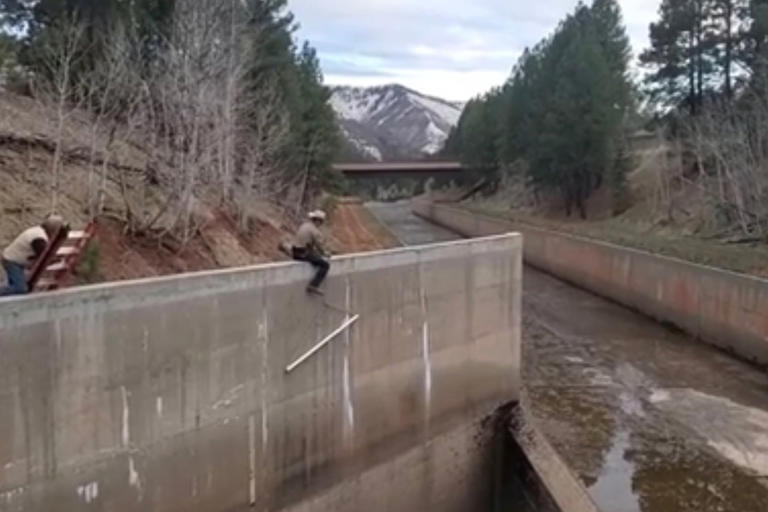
[332,162,468,201]
[333,161,464,176]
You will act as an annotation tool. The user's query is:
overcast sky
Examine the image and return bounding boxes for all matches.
[289,0,660,101]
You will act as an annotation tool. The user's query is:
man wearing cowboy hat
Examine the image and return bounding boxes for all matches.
[292,210,331,295]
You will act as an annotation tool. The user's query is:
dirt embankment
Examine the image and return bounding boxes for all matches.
[330,199,400,253]
[0,91,397,287]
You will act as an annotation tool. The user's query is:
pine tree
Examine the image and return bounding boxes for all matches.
[591,0,633,87]
[742,0,768,81]
[292,42,341,202]
[0,32,15,69]
[1,0,175,86]
[450,96,496,167]
[641,0,708,114]
[535,7,615,217]
[710,0,748,97]
[588,0,634,200]
[448,1,633,217]
[640,0,759,108]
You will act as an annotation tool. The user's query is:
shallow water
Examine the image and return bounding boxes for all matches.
[372,201,768,512]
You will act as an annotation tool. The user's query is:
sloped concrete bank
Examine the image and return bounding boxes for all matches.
[413,201,768,366]
[0,235,520,512]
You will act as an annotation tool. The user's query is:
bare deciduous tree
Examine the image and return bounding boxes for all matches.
[237,80,290,232]
[681,95,768,239]
[31,15,88,212]
[81,22,136,215]
[30,0,300,247]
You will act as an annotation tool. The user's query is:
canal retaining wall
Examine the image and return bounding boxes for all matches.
[413,201,768,366]
[0,235,522,512]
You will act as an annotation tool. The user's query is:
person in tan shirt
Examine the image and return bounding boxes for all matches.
[1,215,64,296]
[292,210,330,295]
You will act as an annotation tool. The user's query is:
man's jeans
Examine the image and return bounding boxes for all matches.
[1,259,28,296]
[292,248,330,288]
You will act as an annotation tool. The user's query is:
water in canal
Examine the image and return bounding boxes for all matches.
[368,201,768,512]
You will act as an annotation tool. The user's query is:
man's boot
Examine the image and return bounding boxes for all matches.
[307,285,325,296]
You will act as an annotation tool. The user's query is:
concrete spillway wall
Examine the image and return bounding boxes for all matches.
[0,235,521,512]
[414,201,768,366]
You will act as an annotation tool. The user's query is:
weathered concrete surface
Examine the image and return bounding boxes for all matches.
[371,202,597,511]
[413,201,768,366]
[0,235,521,512]
[279,413,497,512]
[378,202,768,512]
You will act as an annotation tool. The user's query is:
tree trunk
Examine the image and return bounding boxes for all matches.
[51,91,68,212]
[696,0,704,109]
[725,0,733,98]
[689,30,697,116]
[577,196,587,220]
[576,173,588,220]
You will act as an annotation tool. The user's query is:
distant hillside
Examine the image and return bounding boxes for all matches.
[330,84,464,161]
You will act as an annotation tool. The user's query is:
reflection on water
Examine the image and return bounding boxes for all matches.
[589,431,641,512]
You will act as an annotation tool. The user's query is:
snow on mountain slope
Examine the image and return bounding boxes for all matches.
[340,125,383,161]
[407,92,462,127]
[331,84,464,162]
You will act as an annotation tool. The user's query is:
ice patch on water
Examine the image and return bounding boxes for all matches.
[652,388,768,476]
[709,440,768,477]
[619,392,645,418]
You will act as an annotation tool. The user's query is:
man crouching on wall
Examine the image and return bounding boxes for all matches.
[1,215,64,296]
[292,210,331,296]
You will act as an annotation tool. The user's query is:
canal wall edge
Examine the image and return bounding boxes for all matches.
[0,235,522,512]
[413,200,768,366]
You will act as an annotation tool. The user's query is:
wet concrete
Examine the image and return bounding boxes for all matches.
[369,201,768,512]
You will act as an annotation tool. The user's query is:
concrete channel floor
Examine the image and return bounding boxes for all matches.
[367,201,768,512]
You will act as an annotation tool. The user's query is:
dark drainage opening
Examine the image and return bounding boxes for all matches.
[488,403,596,512]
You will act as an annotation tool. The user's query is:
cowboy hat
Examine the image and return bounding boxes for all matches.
[308,210,327,221]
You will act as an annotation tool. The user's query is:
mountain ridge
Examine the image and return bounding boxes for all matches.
[330,84,464,162]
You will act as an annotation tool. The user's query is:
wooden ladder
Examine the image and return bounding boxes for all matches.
[28,222,97,292]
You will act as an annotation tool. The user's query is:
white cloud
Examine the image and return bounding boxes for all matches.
[289,0,661,100]
[621,0,662,59]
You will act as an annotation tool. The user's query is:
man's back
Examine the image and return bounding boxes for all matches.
[295,221,324,253]
[3,226,48,265]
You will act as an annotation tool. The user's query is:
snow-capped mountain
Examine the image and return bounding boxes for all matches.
[330,84,464,162]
